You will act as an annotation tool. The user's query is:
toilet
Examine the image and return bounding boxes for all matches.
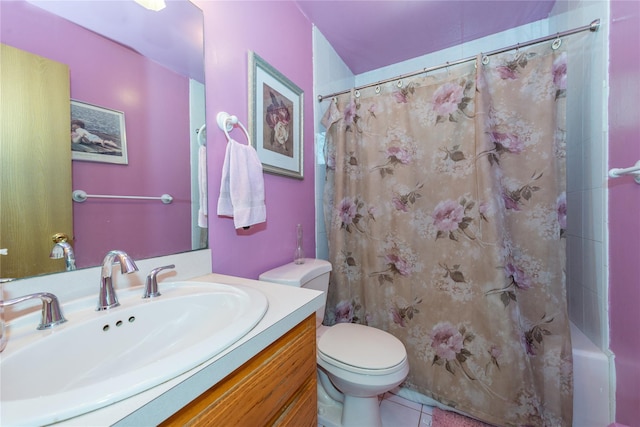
[259,259,409,427]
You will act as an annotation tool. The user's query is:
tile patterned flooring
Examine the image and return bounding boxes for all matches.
[319,391,434,427]
[379,392,434,427]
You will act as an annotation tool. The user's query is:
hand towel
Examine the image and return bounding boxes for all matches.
[197,144,208,228]
[217,138,266,229]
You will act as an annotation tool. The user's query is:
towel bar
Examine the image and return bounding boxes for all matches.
[72,190,173,204]
[608,160,640,184]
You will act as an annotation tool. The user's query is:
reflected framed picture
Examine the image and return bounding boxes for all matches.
[70,100,128,165]
[248,51,303,179]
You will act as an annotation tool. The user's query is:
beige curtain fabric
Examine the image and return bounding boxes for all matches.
[322,43,572,426]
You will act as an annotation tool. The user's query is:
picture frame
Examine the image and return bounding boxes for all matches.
[70,100,128,165]
[248,51,303,179]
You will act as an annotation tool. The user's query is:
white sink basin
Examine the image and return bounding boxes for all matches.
[0,281,268,425]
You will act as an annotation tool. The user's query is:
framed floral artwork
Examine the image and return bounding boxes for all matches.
[248,51,303,179]
[71,100,128,165]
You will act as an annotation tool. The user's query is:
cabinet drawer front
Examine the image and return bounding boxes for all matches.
[161,315,316,426]
[269,375,317,427]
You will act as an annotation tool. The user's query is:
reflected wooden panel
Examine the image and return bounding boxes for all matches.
[0,44,73,279]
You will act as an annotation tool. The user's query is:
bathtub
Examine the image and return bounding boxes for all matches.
[570,321,612,427]
[396,322,613,426]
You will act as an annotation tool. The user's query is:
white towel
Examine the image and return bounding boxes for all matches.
[198,144,208,228]
[217,138,266,229]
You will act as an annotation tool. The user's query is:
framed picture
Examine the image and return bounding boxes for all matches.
[71,100,128,164]
[248,51,303,179]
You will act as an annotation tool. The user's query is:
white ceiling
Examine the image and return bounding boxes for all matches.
[295,1,557,74]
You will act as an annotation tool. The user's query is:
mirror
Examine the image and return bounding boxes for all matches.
[0,0,206,280]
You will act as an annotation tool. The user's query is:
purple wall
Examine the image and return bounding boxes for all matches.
[608,1,640,423]
[3,0,639,420]
[1,1,192,268]
[194,2,640,421]
[194,1,316,279]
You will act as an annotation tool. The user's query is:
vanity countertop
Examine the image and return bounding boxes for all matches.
[52,273,323,426]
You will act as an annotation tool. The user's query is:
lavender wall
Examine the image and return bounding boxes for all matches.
[608,0,640,423]
[193,1,316,279]
[1,1,192,268]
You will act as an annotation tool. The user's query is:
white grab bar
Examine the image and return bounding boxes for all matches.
[72,190,173,204]
[608,160,640,184]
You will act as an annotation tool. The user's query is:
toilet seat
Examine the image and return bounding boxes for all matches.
[317,323,407,376]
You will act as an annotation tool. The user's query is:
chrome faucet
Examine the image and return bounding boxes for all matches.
[143,264,175,299]
[97,250,138,311]
[0,292,67,330]
[50,241,76,271]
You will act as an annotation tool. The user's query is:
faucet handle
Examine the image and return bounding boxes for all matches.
[143,264,175,299]
[0,292,67,330]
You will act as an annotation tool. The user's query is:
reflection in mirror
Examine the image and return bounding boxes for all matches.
[0,0,206,281]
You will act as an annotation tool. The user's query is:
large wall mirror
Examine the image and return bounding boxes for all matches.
[0,0,206,281]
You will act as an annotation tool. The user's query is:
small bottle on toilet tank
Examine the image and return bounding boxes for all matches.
[294,224,305,264]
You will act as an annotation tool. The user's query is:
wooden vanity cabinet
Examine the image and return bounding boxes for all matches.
[160,314,317,427]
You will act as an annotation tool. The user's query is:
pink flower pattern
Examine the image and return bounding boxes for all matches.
[486,258,534,307]
[390,297,422,327]
[334,300,355,323]
[323,42,570,426]
[430,322,475,379]
[430,322,464,361]
[557,192,567,232]
[496,65,518,80]
[372,145,414,177]
[432,200,465,232]
[433,82,464,116]
[432,198,477,241]
[553,52,568,92]
[337,197,374,233]
[338,197,357,226]
[490,132,525,154]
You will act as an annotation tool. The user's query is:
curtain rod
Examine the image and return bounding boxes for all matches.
[318,19,600,102]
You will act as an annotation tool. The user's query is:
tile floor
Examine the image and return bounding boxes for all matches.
[379,391,434,427]
[319,391,434,427]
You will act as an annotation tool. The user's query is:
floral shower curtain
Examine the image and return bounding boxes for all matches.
[322,42,572,426]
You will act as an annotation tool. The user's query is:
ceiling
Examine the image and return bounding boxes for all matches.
[295,1,557,74]
[26,1,556,81]
[25,0,205,82]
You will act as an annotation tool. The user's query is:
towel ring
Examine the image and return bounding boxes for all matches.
[217,111,251,145]
[197,124,207,146]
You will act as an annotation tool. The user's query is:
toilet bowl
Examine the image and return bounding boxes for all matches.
[316,323,409,427]
[259,259,409,427]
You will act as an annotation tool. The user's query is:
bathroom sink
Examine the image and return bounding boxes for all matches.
[0,281,268,426]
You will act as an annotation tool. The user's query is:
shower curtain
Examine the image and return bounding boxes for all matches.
[322,42,572,426]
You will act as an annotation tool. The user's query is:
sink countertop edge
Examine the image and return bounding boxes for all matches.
[49,273,323,427]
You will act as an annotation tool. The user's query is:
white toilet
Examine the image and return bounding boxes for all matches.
[259,259,409,427]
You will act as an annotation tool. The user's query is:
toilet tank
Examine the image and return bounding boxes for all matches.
[259,259,332,325]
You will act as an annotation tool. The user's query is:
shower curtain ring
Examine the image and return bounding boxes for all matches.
[552,34,562,50]
[397,79,403,88]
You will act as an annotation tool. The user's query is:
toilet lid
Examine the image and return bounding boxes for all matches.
[317,323,406,370]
